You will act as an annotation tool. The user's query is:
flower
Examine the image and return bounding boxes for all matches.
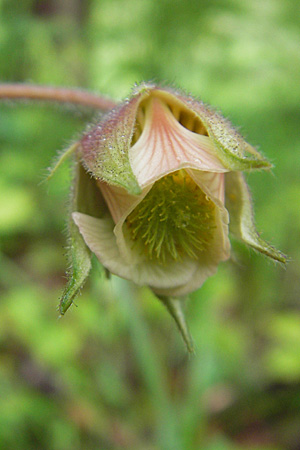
[57,83,285,347]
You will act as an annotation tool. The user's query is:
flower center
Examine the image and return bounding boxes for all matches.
[125,170,216,263]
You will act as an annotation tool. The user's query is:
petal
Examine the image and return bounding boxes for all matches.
[98,181,152,224]
[187,170,225,203]
[161,86,272,171]
[115,176,230,294]
[152,200,230,296]
[72,167,231,295]
[130,97,228,188]
[72,212,201,289]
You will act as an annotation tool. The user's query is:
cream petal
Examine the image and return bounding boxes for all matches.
[151,263,218,297]
[153,237,230,297]
[130,97,228,188]
[187,170,225,203]
[151,197,231,296]
[98,182,152,225]
[107,167,229,289]
[114,174,230,293]
[72,212,200,290]
[98,171,226,266]
[113,173,225,267]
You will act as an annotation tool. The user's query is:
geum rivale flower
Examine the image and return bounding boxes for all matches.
[57,83,286,349]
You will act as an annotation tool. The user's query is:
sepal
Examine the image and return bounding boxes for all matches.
[59,162,108,314]
[156,295,194,353]
[47,142,78,181]
[225,172,287,263]
[59,221,92,315]
[79,99,142,195]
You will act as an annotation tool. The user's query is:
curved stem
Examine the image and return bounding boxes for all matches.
[0,83,117,111]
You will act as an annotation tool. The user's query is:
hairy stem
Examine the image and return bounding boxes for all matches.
[0,83,117,110]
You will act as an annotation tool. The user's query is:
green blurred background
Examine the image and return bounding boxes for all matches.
[0,0,300,449]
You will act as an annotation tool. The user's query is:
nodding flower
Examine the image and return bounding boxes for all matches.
[58,83,286,348]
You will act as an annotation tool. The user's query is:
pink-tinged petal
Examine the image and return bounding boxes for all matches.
[130,97,228,188]
[72,212,200,289]
[156,86,271,171]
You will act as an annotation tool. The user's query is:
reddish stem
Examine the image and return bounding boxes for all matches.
[0,83,117,110]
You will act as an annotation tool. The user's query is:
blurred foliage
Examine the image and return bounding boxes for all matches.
[0,0,300,448]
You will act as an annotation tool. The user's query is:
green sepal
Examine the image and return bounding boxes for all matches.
[225,172,287,263]
[196,107,272,171]
[79,98,142,195]
[59,161,109,314]
[156,295,194,353]
[59,225,91,315]
[47,142,79,181]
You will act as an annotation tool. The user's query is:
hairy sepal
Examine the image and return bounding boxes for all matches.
[156,294,194,353]
[79,98,142,195]
[225,172,286,263]
[59,162,108,314]
[47,142,78,181]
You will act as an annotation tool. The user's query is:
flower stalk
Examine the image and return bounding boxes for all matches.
[0,83,116,110]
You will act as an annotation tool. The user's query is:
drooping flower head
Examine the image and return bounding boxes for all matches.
[58,83,286,349]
